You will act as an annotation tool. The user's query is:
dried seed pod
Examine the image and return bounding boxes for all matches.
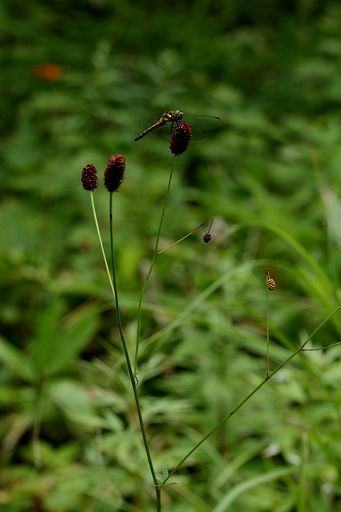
[266,270,276,290]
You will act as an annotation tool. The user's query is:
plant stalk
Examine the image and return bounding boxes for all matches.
[134,156,176,375]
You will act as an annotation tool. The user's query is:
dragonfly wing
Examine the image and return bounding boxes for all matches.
[184,115,223,140]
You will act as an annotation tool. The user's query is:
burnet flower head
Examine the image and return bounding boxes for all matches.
[81,164,98,191]
[104,154,126,192]
[169,122,192,156]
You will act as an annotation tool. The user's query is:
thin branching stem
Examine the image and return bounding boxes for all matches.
[134,155,176,375]
[162,303,341,485]
[266,284,270,377]
[156,216,213,255]
[302,341,341,351]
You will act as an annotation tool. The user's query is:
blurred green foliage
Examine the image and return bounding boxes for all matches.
[1,0,341,510]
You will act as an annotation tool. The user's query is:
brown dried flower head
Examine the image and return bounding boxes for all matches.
[266,271,276,290]
[104,154,126,192]
[81,164,98,191]
[169,121,192,156]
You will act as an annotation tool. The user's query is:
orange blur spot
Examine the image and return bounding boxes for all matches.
[34,63,62,81]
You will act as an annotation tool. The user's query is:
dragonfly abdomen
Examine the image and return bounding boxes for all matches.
[134,110,184,142]
[134,118,168,141]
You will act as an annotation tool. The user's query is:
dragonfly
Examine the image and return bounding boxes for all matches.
[134,109,221,142]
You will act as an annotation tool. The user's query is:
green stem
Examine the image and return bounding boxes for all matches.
[156,216,212,256]
[91,191,161,510]
[90,193,115,297]
[266,284,270,377]
[108,193,161,510]
[134,155,176,375]
[162,303,341,485]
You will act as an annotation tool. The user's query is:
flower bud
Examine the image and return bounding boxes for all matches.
[169,122,192,156]
[203,232,212,243]
[104,154,126,192]
[81,164,98,191]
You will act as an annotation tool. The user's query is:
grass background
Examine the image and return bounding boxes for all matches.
[1,0,341,510]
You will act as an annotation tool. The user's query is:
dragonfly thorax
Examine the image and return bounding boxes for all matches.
[163,110,184,122]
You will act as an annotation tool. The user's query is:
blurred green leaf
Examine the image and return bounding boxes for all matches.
[213,467,297,512]
[320,185,341,248]
[0,336,35,381]
[48,379,103,430]
[29,301,99,376]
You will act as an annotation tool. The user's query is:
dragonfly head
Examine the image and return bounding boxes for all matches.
[174,110,184,120]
